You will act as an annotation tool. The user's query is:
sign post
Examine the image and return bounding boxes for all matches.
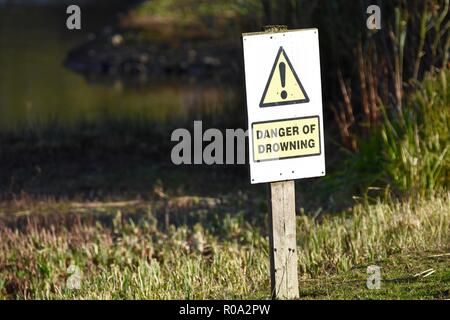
[268,178,298,299]
[242,26,325,299]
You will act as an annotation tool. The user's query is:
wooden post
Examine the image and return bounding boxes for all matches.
[264,25,300,300]
[268,180,299,299]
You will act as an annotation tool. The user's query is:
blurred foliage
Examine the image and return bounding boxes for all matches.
[340,68,449,197]
[380,68,449,194]
[135,0,263,18]
[126,0,263,38]
[329,0,449,149]
[1,1,448,204]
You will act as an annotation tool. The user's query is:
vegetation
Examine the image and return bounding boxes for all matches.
[124,0,450,197]
[122,0,262,39]
[379,69,450,194]
[0,191,448,299]
[329,0,450,197]
[332,68,450,199]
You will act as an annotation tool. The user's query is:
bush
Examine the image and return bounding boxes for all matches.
[380,68,450,194]
[342,68,449,197]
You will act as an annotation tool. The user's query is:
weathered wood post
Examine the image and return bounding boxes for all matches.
[264,25,300,300]
[268,180,299,299]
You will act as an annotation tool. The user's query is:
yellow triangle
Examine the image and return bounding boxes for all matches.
[260,47,309,108]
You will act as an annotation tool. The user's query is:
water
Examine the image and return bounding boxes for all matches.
[0,2,238,132]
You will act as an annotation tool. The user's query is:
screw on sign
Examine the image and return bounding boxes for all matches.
[242,26,326,299]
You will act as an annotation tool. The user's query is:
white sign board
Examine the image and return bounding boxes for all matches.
[243,29,326,184]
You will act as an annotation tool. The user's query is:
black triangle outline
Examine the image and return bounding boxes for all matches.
[259,46,310,108]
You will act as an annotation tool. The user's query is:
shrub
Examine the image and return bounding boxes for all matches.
[380,68,449,194]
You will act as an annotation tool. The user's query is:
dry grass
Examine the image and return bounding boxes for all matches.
[0,191,448,299]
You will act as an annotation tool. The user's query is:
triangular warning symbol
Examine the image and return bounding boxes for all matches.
[260,46,309,108]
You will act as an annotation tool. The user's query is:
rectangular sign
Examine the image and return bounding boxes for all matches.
[243,29,326,184]
[252,116,321,162]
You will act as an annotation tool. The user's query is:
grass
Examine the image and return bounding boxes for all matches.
[0,191,448,299]
[299,253,450,299]
[329,68,450,200]
[379,68,450,194]
[122,0,262,39]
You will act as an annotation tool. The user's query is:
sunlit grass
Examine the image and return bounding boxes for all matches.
[0,191,448,299]
[380,68,450,194]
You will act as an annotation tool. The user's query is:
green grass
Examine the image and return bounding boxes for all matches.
[380,69,450,194]
[124,0,262,40]
[133,0,261,20]
[299,253,450,300]
[332,68,450,199]
[0,191,448,299]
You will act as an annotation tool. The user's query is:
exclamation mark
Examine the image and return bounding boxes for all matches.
[279,62,287,99]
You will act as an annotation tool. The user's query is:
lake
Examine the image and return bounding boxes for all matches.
[0,1,239,133]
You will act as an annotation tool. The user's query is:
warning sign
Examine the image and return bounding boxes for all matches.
[260,47,309,108]
[252,116,320,162]
[242,28,326,184]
